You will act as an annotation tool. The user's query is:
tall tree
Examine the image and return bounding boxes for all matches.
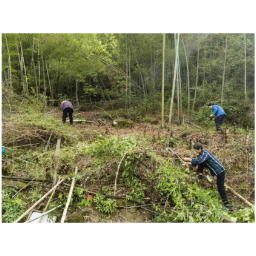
[221,35,228,105]
[181,35,190,118]
[244,33,247,101]
[19,37,28,94]
[192,34,200,113]
[4,34,12,93]
[169,33,180,125]
[161,33,166,128]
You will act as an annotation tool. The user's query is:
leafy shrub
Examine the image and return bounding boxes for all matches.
[94,193,117,215]
[2,188,26,223]
[231,206,255,223]
[153,160,228,223]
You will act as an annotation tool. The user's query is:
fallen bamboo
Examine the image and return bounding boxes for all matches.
[12,178,35,198]
[13,178,65,223]
[53,137,61,185]
[2,176,52,183]
[61,167,78,223]
[39,178,61,223]
[72,120,94,124]
[225,183,253,207]
[186,121,201,129]
[45,131,53,152]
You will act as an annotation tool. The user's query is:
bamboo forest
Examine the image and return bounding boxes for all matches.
[1,33,255,223]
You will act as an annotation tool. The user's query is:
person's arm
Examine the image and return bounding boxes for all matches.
[183,157,192,166]
[211,106,217,116]
[191,150,208,166]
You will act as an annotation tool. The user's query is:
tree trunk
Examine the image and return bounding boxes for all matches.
[161,33,166,128]
[1,39,8,84]
[32,36,38,98]
[75,79,80,110]
[169,33,180,125]
[42,55,46,99]
[38,40,40,96]
[181,36,190,119]
[221,36,228,105]
[178,55,182,121]
[19,37,28,94]
[192,34,200,113]
[15,37,23,91]
[45,61,53,106]
[126,35,128,96]
[244,34,247,101]
[4,34,13,93]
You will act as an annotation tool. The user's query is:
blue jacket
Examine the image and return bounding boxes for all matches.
[212,105,226,118]
[2,147,6,155]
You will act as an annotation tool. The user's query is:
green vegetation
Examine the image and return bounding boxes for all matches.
[2,188,26,223]
[94,194,117,215]
[1,33,255,223]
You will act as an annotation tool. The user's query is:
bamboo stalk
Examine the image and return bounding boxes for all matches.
[186,121,201,129]
[53,137,61,185]
[61,167,78,223]
[45,132,53,152]
[13,178,65,223]
[39,178,61,223]
[245,127,249,173]
[225,183,253,207]
[161,33,165,128]
[2,176,52,183]
[114,153,127,196]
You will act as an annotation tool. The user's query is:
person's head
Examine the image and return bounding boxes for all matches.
[207,103,214,109]
[60,101,66,108]
[193,142,203,154]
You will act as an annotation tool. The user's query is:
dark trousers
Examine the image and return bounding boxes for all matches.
[215,115,225,131]
[197,162,229,205]
[63,107,73,124]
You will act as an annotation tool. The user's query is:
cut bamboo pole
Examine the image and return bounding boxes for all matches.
[53,137,61,186]
[114,153,127,196]
[38,178,60,223]
[225,183,253,207]
[245,127,249,173]
[45,132,53,152]
[60,167,78,223]
[13,178,65,223]
[186,121,201,129]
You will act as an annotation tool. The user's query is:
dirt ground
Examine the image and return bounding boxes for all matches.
[2,108,255,222]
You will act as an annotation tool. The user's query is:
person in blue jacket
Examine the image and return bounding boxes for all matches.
[2,147,6,155]
[208,103,226,132]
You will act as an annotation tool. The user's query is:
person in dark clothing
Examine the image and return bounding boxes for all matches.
[183,142,232,212]
[61,101,74,125]
[208,103,226,132]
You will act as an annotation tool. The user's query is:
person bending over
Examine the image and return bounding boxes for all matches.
[208,103,226,133]
[61,101,74,125]
[183,142,232,212]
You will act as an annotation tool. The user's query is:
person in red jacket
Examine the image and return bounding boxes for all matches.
[60,101,74,125]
